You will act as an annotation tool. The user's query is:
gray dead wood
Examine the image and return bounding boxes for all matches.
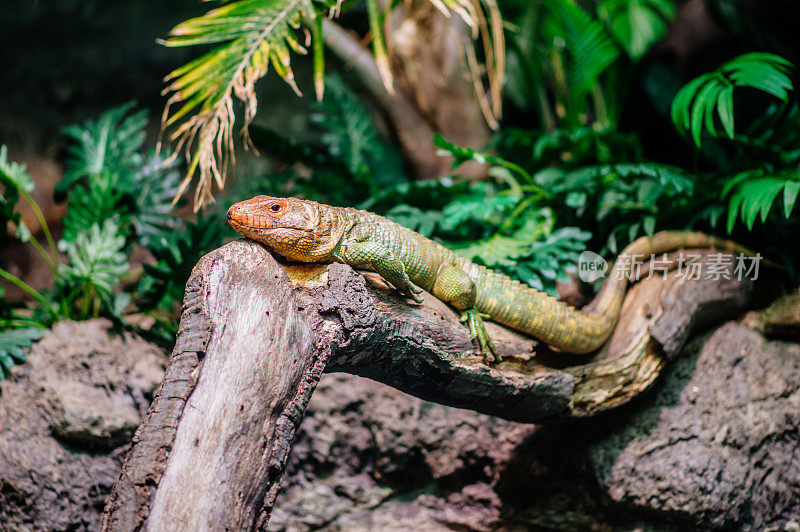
[102,240,753,530]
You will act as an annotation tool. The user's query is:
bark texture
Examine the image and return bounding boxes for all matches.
[102,242,332,531]
[100,239,760,529]
[2,241,796,530]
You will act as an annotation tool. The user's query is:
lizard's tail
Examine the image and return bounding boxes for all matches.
[468,230,765,355]
[585,231,762,330]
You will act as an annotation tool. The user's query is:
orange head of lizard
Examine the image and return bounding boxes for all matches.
[227,195,339,262]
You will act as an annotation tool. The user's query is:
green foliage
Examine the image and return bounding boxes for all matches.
[59,101,147,197]
[505,0,676,130]
[57,105,229,332]
[543,0,620,122]
[454,214,591,291]
[138,213,230,315]
[488,126,642,173]
[433,132,696,249]
[160,0,503,209]
[536,162,694,251]
[312,76,406,189]
[243,74,407,206]
[671,53,795,147]
[0,105,229,362]
[0,328,44,380]
[61,171,126,243]
[724,169,800,232]
[0,146,35,241]
[598,0,675,60]
[0,150,49,376]
[55,220,130,320]
[666,53,800,236]
[130,154,185,248]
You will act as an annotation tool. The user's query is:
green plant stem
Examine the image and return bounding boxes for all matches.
[519,184,552,200]
[80,284,93,319]
[26,233,57,277]
[495,159,537,187]
[551,50,568,121]
[592,84,609,128]
[0,267,57,320]
[0,318,46,329]
[311,13,325,101]
[498,196,536,232]
[121,266,144,283]
[365,0,393,93]
[19,188,58,266]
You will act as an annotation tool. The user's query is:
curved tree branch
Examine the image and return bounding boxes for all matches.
[103,240,753,529]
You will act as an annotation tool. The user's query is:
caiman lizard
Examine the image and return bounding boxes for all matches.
[228,195,756,362]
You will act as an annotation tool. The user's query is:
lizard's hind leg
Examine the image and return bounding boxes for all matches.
[433,264,499,363]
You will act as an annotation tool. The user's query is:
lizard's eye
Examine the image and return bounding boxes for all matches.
[270,204,282,213]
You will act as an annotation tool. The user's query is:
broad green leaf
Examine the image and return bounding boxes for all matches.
[598,0,675,61]
[671,53,795,147]
[784,181,800,218]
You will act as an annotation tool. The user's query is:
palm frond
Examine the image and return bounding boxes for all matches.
[671,52,795,147]
[160,0,315,209]
[162,0,505,209]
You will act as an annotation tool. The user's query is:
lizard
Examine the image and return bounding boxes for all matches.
[227,195,758,362]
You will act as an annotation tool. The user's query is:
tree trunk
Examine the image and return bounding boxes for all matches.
[102,240,753,529]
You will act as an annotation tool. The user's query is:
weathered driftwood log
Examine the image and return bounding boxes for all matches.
[102,239,753,530]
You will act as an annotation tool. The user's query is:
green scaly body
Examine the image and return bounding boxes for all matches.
[228,196,753,358]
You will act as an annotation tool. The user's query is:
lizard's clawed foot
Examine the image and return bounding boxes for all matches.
[460,308,500,364]
[406,284,425,303]
[389,280,424,303]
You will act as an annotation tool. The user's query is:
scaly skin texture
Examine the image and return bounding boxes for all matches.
[228,195,754,361]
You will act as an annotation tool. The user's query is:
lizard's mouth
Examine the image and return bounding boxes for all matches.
[226,205,314,236]
[227,205,276,231]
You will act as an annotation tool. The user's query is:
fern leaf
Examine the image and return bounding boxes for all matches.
[59,102,147,196]
[56,219,130,318]
[544,0,620,119]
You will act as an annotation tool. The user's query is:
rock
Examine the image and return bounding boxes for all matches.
[269,374,532,532]
[2,306,797,530]
[0,319,166,531]
[586,322,800,530]
[743,289,800,340]
[272,319,800,531]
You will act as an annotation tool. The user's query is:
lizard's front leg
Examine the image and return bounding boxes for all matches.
[335,241,424,303]
[433,264,500,363]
